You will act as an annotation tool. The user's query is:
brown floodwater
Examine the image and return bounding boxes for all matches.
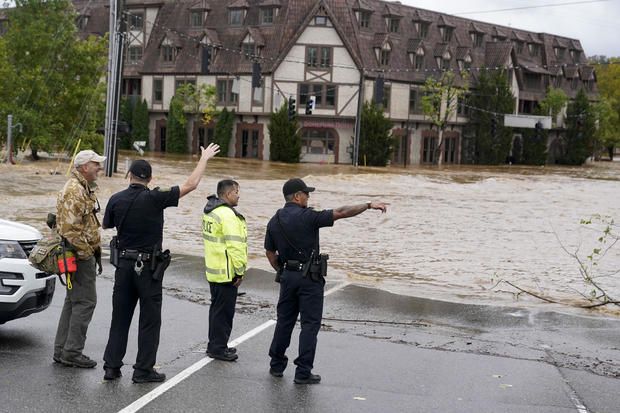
[1,153,619,313]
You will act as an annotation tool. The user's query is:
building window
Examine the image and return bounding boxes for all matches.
[241,129,260,158]
[299,83,336,108]
[229,9,243,26]
[153,79,163,103]
[387,17,400,33]
[359,11,371,28]
[190,11,203,28]
[409,89,419,113]
[416,22,429,39]
[571,77,579,90]
[162,45,175,63]
[379,43,391,66]
[198,127,214,148]
[528,43,540,57]
[552,76,562,88]
[175,78,196,92]
[414,52,424,70]
[554,47,565,59]
[128,12,143,30]
[127,46,142,63]
[301,128,335,155]
[570,49,581,61]
[242,42,255,59]
[457,95,470,116]
[216,79,238,105]
[382,84,391,110]
[306,46,332,69]
[443,136,458,164]
[470,32,483,47]
[314,16,328,26]
[422,136,437,163]
[439,26,453,42]
[260,8,274,25]
[515,41,524,54]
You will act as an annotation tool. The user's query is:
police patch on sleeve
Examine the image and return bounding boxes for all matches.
[154,186,172,192]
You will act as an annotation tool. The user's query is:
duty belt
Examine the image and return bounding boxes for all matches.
[120,250,153,261]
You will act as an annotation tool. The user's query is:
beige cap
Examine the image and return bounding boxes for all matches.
[74,150,106,167]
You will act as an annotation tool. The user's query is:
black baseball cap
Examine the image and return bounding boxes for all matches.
[283,178,315,196]
[127,159,152,179]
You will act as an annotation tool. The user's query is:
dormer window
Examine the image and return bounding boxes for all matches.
[437,51,451,70]
[458,55,472,71]
[314,15,328,26]
[358,10,371,28]
[554,47,565,59]
[242,42,255,59]
[410,47,425,70]
[414,21,429,39]
[380,43,391,66]
[570,49,581,61]
[76,15,89,30]
[439,26,453,42]
[514,41,524,54]
[162,45,175,63]
[229,9,244,26]
[387,17,400,33]
[470,32,483,47]
[260,8,274,25]
[129,12,144,30]
[493,36,506,42]
[190,11,203,27]
[528,43,540,57]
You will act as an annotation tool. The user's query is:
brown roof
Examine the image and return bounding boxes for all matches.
[579,65,594,80]
[484,41,512,68]
[469,22,486,33]
[229,0,249,8]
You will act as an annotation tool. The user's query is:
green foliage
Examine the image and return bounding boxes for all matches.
[132,99,149,150]
[268,100,301,163]
[560,89,595,165]
[593,58,620,159]
[0,0,108,156]
[175,83,218,126]
[466,70,515,164]
[538,87,568,126]
[213,108,234,156]
[359,101,394,166]
[520,128,548,165]
[166,95,187,153]
[118,97,134,149]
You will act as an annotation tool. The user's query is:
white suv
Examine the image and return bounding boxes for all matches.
[0,219,56,324]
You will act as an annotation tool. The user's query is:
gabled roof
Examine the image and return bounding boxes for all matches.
[563,66,579,78]
[579,65,594,80]
[437,15,455,27]
[198,28,222,46]
[246,27,266,47]
[553,37,569,48]
[407,38,427,53]
[353,0,373,11]
[228,0,248,9]
[527,33,543,44]
[373,33,389,48]
[469,22,486,33]
[570,39,583,50]
[383,3,402,17]
[456,46,471,60]
[411,10,433,22]
[492,26,507,38]
[434,43,451,57]
[160,31,183,48]
[189,1,210,11]
[259,0,281,7]
[511,30,528,42]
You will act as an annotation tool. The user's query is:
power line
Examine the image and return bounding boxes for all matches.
[454,0,612,15]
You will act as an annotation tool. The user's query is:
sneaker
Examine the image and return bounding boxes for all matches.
[294,374,321,385]
[269,368,283,378]
[132,370,166,383]
[60,354,97,369]
[206,351,238,362]
[103,367,122,381]
[226,347,237,354]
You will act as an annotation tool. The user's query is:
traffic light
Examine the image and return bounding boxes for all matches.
[491,117,497,137]
[252,61,262,88]
[305,97,315,115]
[288,98,296,121]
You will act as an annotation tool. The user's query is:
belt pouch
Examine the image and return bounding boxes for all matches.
[152,250,171,281]
[109,236,120,268]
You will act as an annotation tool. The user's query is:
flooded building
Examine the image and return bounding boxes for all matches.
[74,0,597,165]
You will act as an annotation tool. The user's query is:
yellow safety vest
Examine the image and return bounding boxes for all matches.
[202,205,247,283]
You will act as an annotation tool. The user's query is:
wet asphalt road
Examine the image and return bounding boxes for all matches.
[1,255,620,413]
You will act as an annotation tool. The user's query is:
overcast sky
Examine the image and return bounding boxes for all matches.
[399,0,620,57]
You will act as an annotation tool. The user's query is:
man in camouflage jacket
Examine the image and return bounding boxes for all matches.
[53,150,105,368]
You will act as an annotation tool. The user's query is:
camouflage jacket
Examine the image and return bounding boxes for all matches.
[56,171,101,260]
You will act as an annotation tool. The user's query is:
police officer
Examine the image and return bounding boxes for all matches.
[102,143,220,383]
[265,178,387,384]
[202,180,247,361]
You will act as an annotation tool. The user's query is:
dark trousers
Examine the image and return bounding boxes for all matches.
[103,259,163,376]
[207,282,238,354]
[269,270,324,379]
[54,257,97,359]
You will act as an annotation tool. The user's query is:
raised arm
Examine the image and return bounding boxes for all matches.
[179,143,220,198]
[332,201,388,221]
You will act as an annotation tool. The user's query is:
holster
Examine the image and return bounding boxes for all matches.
[308,253,329,283]
[109,236,120,268]
[151,249,171,281]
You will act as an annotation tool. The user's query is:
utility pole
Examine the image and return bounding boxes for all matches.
[353,70,364,167]
[5,115,22,165]
[103,0,125,177]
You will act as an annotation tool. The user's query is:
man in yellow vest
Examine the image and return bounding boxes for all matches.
[202,179,247,361]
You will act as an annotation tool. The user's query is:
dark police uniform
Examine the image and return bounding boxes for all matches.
[102,183,180,379]
[264,202,333,380]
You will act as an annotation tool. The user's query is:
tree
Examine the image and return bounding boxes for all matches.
[561,89,595,165]
[359,101,394,167]
[132,99,150,150]
[213,108,234,156]
[594,57,620,158]
[422,71,468,165]
[268,100,301,163]
[466,70,515,164]
[118,97,134,149]
[0,0,107,158]
[538,87,568,127]
[166,95,187,153]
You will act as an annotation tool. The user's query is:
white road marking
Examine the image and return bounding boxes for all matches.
[118,280,351,412]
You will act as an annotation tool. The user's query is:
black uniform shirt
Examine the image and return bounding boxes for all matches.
[103,183,180,251]
[264,202,334,262]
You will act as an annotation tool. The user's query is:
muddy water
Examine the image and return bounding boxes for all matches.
[1,154,618,312]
